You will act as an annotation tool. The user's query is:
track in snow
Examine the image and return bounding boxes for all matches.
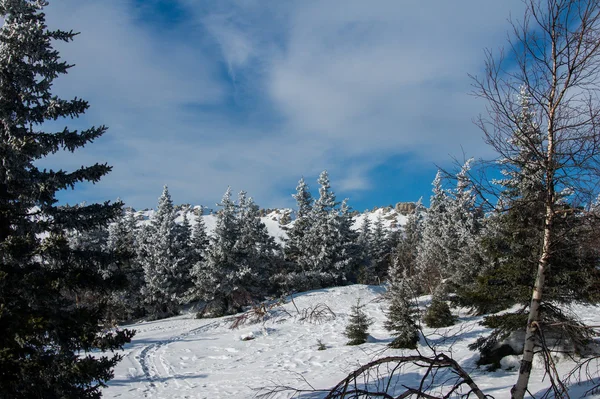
[126,320,221,396]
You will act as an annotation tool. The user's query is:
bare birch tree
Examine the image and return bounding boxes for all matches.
[472,1,600,398]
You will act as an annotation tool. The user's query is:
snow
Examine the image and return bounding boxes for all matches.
[102,285,600,398]
[134,206,408,246]
[352,207,408,230]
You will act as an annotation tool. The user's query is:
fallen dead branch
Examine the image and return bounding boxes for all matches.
[229,298,291,329]
[298,303,336,324]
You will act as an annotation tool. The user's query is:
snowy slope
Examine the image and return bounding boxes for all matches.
[102,285,600,398]
[134,207,290,243]
[351,206,409,230]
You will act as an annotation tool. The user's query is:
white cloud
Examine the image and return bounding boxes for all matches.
[40,0,526,209]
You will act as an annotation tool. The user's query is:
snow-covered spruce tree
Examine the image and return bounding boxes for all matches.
[355,215,372,284]
[139,186,189,319]
[473,1,600,393]
[415,172,451,293]
[197,187,242,316]
[187,207,209,303]
[191,207,209,265]
[304,171,358,287]
[344,298,373,345]
[333,198,361,283]
[307,171,338,287]
[0,1,133,396]
[385,270,420,349]
[368,213,391,284]
[392,199,424,283]
[106,209,146,321]
[282,177,315,291]
[172,209,194,301]
[457,88,548,315]
[68,220,109,253]
[443,160,485,288]
[423,284,456,328]
[235,191,281,298]
[459,88,600,368]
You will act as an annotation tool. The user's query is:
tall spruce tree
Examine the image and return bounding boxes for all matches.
[305,170,342,286]
[0,1,133,396]
[356,215,372,284]
[172,210,194,301]
[472,2,600,393]
[444,159,484,287]
[190,207,209,264]
[282,177,314,289]
[235,191,280,298]
[187,207,209,303]
[332,198,360,283]
[199,187,243,315]
[139,186,188,318]
[392,199,424,284]
[458,88,600,365]
[385,270,420,349]
[357,215,371,261]
[106,209,145,321]
[415,172,450,293]
[369,213,390,284]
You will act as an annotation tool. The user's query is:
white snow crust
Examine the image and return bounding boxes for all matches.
[102,285,600,398]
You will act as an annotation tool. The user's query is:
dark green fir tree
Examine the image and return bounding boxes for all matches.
[0,1,134,397]
[344,298,373,345]
[456,88,600,366]
[423,285,456,328]
[385,270,420,349]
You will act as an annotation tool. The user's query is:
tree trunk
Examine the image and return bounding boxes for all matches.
[512,112,556,399]
[511,206,553,399]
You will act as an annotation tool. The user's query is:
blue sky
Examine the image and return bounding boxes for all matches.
[40,0,525,212]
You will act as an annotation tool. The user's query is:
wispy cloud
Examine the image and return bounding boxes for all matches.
[42,0,525,210]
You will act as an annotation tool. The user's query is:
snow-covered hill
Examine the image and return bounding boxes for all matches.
[102,285,600,398]
[133,205,411,244]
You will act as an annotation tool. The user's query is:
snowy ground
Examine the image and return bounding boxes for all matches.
[102,285,600,398]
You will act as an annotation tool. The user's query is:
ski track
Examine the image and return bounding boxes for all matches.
[122,320,222,397]
[104,285,600,399]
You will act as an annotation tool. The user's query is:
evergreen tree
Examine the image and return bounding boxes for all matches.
[305,170,343,286]
[415,172,450,293]
[187,207,210,303]
[444,160,484,287]
[139,186,188,318]
[356,215,372,284]
[458,89,600,361]
[344,298,373,345]
[191,207,209,264]
[393,199,424,283]
[235,191,280,297]
[385,271,420,349]
[369,214,390,283]
[282,177,314,290]
[283,173,359,291]
[68,222,109,254]
[106,209,145,321]
[0,1,133,396]
[198,187,243,315]
[172,210,194,301]
[331,198,361,283]
[423,285,456,328]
